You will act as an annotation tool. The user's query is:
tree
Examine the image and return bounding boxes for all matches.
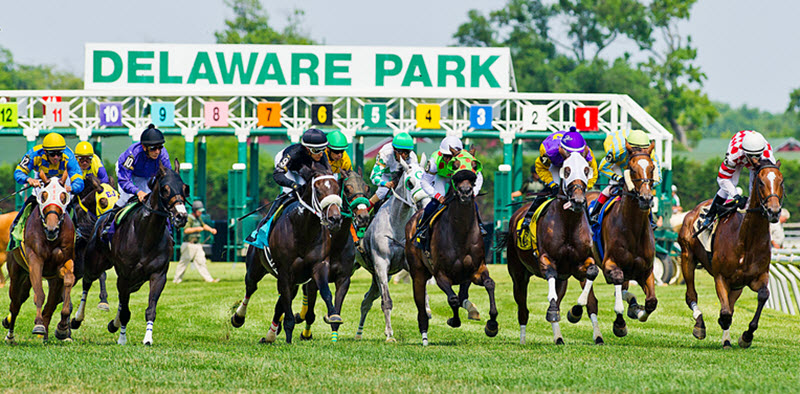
[0,47,82,90]
[214,0,315,45]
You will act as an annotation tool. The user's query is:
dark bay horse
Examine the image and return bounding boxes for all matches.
[70,160,188,345]
[291,168,371,342]
[592,141,658,338]
[405,168,498,346]
[3,176,75,342]
[0,211,17,288]
[232,162,343,344]
[507,152,601,345]
[679,160,783,349]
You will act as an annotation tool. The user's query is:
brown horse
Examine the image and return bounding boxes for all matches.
[506,151,601,345]
[592,141,658,338]
[2,176,75,342]
[0,211,18,288]
[679,160,783,349]
[405,169,498,346]
[232,161,343,344]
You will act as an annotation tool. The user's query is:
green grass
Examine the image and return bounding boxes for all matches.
[1,263,799,392]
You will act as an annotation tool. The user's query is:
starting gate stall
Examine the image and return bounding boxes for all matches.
[0,43,675,264]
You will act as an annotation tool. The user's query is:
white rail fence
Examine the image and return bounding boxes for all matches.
[769,223,800,314]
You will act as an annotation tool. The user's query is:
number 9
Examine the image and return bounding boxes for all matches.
[159,107,166,122]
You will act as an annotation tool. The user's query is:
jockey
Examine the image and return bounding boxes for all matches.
[368,132,418,207]
[264,128,331,220]
[325,130,353,176]
[115,124,172,207]
[587,129,661,224]
[10,132,84,246]
[414,136,485,249]
[521,128,598,228]
[699,130,774,229]
[74,141,110,185]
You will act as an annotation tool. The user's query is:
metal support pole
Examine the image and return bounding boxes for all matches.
[197,137,207,206]
[91,136,103,159]
[183,138,195,202]
[249,138,260,211]
[513,141,524,192]
[493,164,512,265]
[227,163,247,262]
[355,136,365,173]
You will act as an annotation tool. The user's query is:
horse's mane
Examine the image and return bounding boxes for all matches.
[452,169,477,185]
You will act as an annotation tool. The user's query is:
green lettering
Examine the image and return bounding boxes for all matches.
[291,53,319,85]
[159,52,182,84]
[92,50,122,83]
[187,52,218,84]
[375,54,402,86]
[255,53,287,85]
[216,52,259,84]
[128,51,154,84]
[401,54,432,87]
[437,55,465,87]
[325,53,351,86]
[471,55,500,88]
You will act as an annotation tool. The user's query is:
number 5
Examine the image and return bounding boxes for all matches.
[371,106,380,123]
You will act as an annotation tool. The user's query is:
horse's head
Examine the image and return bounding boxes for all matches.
[77,175,119,217]
[37,177,70,241]
[396,153,430,210]
[558,151,591,212]
[148,159,189,227]
[340,168,371,229]
[300,161,343,231]
[752,160,784,223]
[451,169,477,204]
[624,140,656,211]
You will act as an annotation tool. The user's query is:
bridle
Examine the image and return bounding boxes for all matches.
[391,167,427,209]
[339,172,370,217]
[37,178,70,241]
[295,174,343,227]
[143,175,187,221]
[747,164,783,219]
[622,151,656,208]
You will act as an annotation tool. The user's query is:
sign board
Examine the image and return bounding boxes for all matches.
[416,104,440,129]
[151,102,175,127]
[257,102,281,127]
[575,107,599,131]
[363,104,387,128]
[84,43,513,97]
[99,102,123,127]
[522,105,549,131]
[44,102,70,127]
[0,103,19,127]
[469,105,493,130]
[204,101,229,127]
[312,103,333,126]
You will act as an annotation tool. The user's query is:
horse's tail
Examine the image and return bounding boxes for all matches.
[495,230,509,249]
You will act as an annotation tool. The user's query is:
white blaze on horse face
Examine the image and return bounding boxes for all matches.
[325,180,331,189]
[766,172,776,193]
[636,159,651,180]
[175,203,187,214]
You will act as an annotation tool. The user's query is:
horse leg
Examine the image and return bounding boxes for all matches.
[54,259,75,341]
[412,268,432,345]
[681,247,705,339]
[41,279,63,341]
[231,252,268,328]
[4,260,32,343]
[740,273,769,348]
[637,272,658,322]
[278,273,297,344]
[575,257,599,310]
[328,276,351,343]
[604,259,627,338]
[142,271,167,346]
[98,271,110,311]
[508,250,530,344]
[433,271,461,328]
[356,276,380,340]
[373,257,396,342]
[547,278,568,345]
[458,283,480,321]
[714,276,734,349]
[539,254,560,323]
[297,282,318,341]
[469,263,499,339]
[262,296,284,344]
[71,273,96,330]
[586,285,604,344]
[110,278,132,345]
[26,254,48,337]
[313,260,341,325]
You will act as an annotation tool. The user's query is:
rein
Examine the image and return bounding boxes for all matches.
[339,174,370,218]
[746,164,783,217]
[295,174,343,225]
[622,151,655,205]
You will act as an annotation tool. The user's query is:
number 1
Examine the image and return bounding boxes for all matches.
[583,110,590,127]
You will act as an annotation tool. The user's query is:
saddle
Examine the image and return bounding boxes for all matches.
[245,197,292,272]
[414,203,447,254]
[99,201,140,244]
[514,198,554,254]
[589,196,620,261]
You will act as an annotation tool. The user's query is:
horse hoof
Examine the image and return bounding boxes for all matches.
[294,313,305,324]
[467,310,480,321]
[567,305,583,324]
[323,314,343,324]
[264,330,277,344]
[117,336,127,346]
[258,337,268,344]
[447,317,461,328]
[626,304,641,320]
[484,320,499,337]
[1,316,9,330]
[722,340,732,349]
[594,336,605,345]
[143,340,152,346]
[385,337,397,343]
[638,312,649,323]
[300,332,313,341]
[5,334,15,344]
[70,318,82,330]
[231,314,245,328]
[546,309,560,323]
[355,333,363,340]
[97,302,110,312]
[55,328,70,341]
[555,337,565,345]
[32,325,46,336]
[739,332,753,349]
[108,320,119,333]
[613,325,627,338]
[693,326,706,340]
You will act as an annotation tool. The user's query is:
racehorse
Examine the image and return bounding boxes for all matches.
[232,161,343,344]
[591,141,658,338]
[73,175,115,311]
[0,211,18,288]
[70,160,189,345]
[506,152,601,345]
[291,168,371,342]
[354,154,435,342]
[2,175,75,342]
[679,159,783,349]
[405,164,498,346]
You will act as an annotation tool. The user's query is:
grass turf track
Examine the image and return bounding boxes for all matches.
[0,263,798,392]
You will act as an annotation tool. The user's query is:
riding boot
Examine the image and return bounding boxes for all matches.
[587,198,604,226]
[521,194,549,229]
[413,201,440,249]
[699,194,726,229]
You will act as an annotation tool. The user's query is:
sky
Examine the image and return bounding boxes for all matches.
[1,0,798,113]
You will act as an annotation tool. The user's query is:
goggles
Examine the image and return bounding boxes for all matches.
[146,145,164,151]
[309,147,326,155]
[46,150,63,157]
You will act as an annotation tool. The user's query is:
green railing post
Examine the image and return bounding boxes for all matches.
[197,137,207,206]
[355,136,365,173]
[249,138,260,211]
[182,133,195,202]
[493,164,512,265]
[513,141,524,192]
[91,136,103,159]
[227,163,247,261]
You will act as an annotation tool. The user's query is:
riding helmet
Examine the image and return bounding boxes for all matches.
[141,124,165,146]
[191,200,205,212]
[75,141,94,157]
[42,133,67,151]
[560,131,587,153]
[438,136,462,154]
[301,128,328,149]
[327,130,349,150]
[392,132,414,151]
[626,130,651,148]
[742,131,767,155]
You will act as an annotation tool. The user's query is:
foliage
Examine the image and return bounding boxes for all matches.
[0,47,82,90]
[214,0,315,45]
[704,102,800,140]
[1,265,799,391]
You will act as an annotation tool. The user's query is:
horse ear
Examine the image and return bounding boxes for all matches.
[558,146,568,159]
[89,175,102,192]
[174,158,180,171]
[776,159,782,168]
[625,141,633,154]
[583,146,590,157]
[469,147,476,156]
[449,147,459,156]
[183,183,190,197]
[419,153,427,168]
[646,141,655,155]
[59,171,69,186]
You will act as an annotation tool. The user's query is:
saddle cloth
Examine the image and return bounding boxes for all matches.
[514,198,554,254]
[245,203,289,272]
[692,205,720,254]
[589,196,620,261]
[101,202,141,244]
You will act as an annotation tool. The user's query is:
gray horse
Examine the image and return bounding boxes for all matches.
[354,153,479,342]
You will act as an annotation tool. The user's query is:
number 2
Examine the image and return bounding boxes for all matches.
[531,111,539,125]
[159,107,166,122]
